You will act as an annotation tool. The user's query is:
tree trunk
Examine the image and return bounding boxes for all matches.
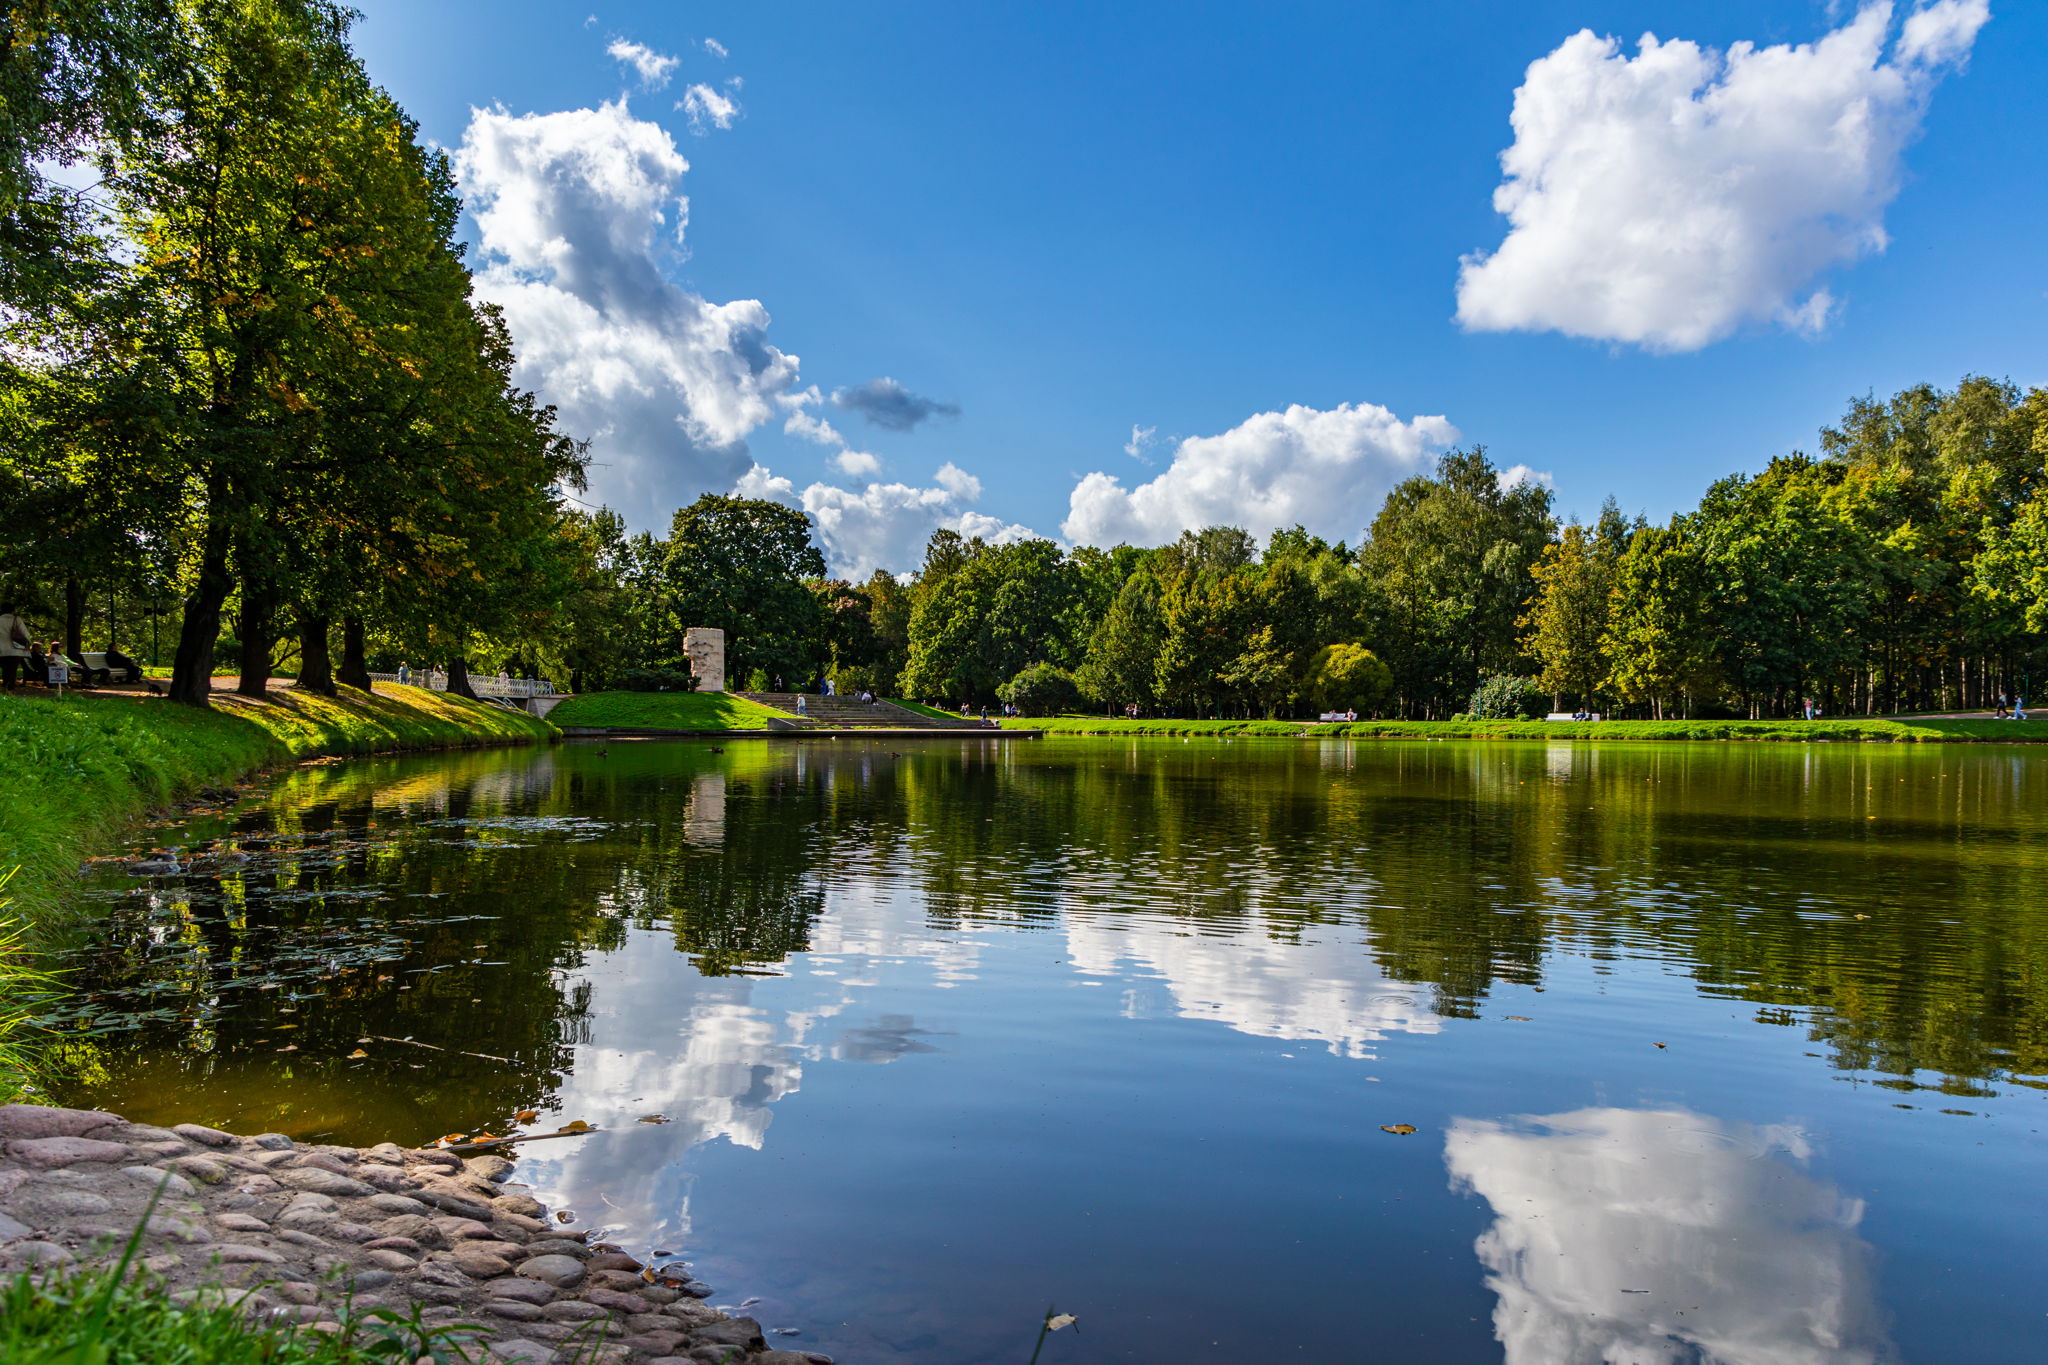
[237,578,280,697]
[64,577,85,661]
[446,655,479,700]
[168,511,235,708]
[296,614,336,695]
[337,615,372,692]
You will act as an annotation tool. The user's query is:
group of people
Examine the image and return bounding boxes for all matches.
[0,603,141,690]
[1995,693,2030,720]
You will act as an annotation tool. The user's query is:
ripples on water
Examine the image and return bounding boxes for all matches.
[48,738,2048,1362]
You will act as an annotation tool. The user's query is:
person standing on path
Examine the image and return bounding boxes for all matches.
[0,603,31,689]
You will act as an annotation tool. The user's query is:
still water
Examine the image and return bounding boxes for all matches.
[47,737,2048,1363]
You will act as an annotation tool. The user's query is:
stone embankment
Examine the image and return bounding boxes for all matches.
[0,1104,824,1365]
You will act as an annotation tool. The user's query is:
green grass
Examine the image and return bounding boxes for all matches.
[545,689,795,730]
[0,1255,499,1364]
[886,698,969,722]
[1006,714,2048,743]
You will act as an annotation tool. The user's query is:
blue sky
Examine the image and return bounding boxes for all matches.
[349,1,2045,575]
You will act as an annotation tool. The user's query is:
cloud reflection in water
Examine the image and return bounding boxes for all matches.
[1445,1108,1892,1365]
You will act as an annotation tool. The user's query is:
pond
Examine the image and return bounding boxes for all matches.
[45,736,2048,1363]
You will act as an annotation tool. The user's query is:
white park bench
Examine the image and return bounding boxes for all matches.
[1544,711,1601,722]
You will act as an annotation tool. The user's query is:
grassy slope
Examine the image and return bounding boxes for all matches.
[545,690,794,729]
[0,686,552,925]
[1007,715,2048,743]
[886,698,968,722]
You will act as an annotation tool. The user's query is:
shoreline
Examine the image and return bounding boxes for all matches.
[994,715,2048,744]
[0,1103,817,1364]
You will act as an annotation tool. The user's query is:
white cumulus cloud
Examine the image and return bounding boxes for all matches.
[680,83,740,133]
[1495,463,1555,492]
[832,449,881,478]
[455,100,799,524]
[1061,401,1459,548]
[1456,1,1990,352]
[703,37,729,60]
[732,464,1036,578]
[606,38,679,89]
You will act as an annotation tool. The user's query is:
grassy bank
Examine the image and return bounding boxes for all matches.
[545,690,793,729]
[0,685,553,927]
[1005,715,2048,743]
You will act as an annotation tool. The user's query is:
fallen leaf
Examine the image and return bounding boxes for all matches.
[276,1044,298,1052]
[637,1114,671,1124]
[1654,1042,1668,1049]
[1380,1124,1418,1136]
[561,1119,592,1133]
[348,1049,368,1059]
[469,1132,502,1145]
[640,1269,656,1284]
[1047,1314,1078,1331]
[1505,1015,1532,1022]
[439,1133,467,1145]
[555,1210,575,1223]
[514,1109,540,1123]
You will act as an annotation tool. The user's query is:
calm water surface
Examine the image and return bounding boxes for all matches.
[48,737,2048,1363]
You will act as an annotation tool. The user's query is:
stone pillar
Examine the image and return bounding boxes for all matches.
[684,626,726,693]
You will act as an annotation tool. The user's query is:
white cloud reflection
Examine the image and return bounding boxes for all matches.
[1445,1107,1893,1365]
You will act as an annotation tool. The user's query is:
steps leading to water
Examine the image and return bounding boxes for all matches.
[739,693,976,730]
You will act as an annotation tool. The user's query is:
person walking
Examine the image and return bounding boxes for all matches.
[0,603,31,689]
[398,660,412,686]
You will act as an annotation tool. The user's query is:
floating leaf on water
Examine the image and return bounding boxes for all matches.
[348,1049,368,1059]
[1505,1015,1532,1022]
[1048,1314,1078,1331]
[560,1119,592,1133]
[555,1210,575,1223]
[1379,1124,1418,1136]
[276,1044,298,1052]
[640,1269,656,1284]
[438,1133,467,1145]
[1654,1042,1668,1049]
[637,1114,671,1124]
[514,1109,540,1123]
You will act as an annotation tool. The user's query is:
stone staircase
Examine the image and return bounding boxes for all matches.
[740,693,976,730]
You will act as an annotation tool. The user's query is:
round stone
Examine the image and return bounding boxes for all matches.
[6,1136,131,1168]
[246,1134,295,1151]
[121,1165,197,1197]
[277,1168,373,1198]
[516,1253,585,1289]
[173,1123,236,1147]
[0,1105,122,1141]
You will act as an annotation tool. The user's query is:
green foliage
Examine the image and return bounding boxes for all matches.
[1520,521,1616,703]
[1008,715,2048,742]
[998,663,1081,717]
[1302,643,1391,714]
[662,494,827,683]
[1469,674,1541,720]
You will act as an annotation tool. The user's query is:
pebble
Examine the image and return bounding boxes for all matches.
[366,1249,419,1271]
[487,1300,547,1322]
[6,1137,132,1169]
[365,1193,430,1216]
[486,1277,558,1305]
[247,1133,296,1151]
[213,1211,271,1233]
[211,1244,286,1265]
[173,1123,236,1147]
[0,1105,122,1141]
[120,1165,198,1197]
[277,1167,374,1198]
[168,1156,231,1185]
[517,1253,587,1289]
[542,1300,608,1323]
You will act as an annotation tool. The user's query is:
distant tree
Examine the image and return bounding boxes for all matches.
[998,662,1081,717]
[662,494,827,684]
[1520,522,1615,707]
[1303,643,1391,714]
[1074,570,1162,712]
[1602,524,1714,719]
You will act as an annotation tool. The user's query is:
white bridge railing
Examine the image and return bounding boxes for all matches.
[368,671,556,699]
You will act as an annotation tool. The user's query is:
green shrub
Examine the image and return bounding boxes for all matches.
[998,663,1082,717]
[1303,644,1392,714]
[1470,674,1542,720]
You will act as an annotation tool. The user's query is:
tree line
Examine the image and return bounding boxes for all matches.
[581,376,2047,720]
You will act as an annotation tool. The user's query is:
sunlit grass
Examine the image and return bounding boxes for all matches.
[545,690,795,729]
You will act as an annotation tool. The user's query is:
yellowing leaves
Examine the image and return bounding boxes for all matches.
[1379,1124,1418,1136]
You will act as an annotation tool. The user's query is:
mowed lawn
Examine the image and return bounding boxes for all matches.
[545,690,795,730]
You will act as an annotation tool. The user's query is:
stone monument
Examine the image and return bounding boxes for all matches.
[683,626,726,693]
